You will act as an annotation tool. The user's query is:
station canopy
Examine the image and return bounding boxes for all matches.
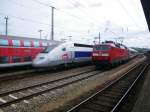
[141,0,150,31]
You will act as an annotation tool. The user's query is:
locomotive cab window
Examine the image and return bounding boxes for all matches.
[0,39,9,46]
[95,45,109,51]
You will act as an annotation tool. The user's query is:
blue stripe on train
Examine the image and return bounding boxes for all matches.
[75,51,92,58]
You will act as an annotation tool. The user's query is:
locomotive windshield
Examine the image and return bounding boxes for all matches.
[95,45,109,51]
[41,45,58,53]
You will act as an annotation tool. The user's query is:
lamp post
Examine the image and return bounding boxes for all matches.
[38,30,43,39]
[4,16,8,36]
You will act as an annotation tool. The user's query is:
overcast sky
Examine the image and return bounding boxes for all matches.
[0,0,149,48]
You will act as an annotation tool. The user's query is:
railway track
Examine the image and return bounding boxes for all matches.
[0,69,103,109]
[66,61,149,112]
[0,64,93,82]
[0,69,37,81]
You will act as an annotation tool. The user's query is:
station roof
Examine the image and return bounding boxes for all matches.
[141,0,150,31]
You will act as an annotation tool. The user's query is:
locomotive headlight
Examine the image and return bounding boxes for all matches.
[93,53,99,56]
[101,53,109,56]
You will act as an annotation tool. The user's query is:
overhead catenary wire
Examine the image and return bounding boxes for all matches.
[32,0,97,25]
[1,0,98,39]
[0,12,51,26]
[7,0,37,10]
[116,0,142,29]
[5,0,144,40]
[0,12,70,33]
[0,12,95,37]
[67,0,100,24]
[31,0,55,7]
[5,0,143,30]
[11,0,93,26]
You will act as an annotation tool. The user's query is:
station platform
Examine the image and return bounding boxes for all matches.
[132,68,150,112]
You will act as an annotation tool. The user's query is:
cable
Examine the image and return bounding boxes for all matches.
[32,0,55,7]
[31,0,96,25]
[7,0,36,10]
[55,9,92,25]
[0,12,51,26]
[116,0,142,29]
[130,0,140,16]
[67,0,99,24]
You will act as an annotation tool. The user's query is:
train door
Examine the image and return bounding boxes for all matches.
[61,43,73,65]
[69,44,74,63]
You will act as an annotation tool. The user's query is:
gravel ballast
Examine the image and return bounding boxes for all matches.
[0,56,146,112]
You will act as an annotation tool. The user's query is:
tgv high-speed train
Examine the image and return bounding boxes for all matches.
[32,42,93,68]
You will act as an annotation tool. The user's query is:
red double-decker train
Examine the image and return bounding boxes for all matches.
[0,35,59,67]
[92,41,130,68]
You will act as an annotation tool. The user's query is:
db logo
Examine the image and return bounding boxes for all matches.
[62,53,69,60]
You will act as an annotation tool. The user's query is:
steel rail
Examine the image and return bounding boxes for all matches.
[111,63,149,112]
[66,62,143,112]
[0,70,102,108]
[0,69,95,97]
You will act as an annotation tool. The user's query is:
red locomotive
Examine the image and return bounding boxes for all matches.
[92,41,129,68]
[0,35,59,67]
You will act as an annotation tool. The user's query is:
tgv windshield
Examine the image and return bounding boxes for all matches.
[41,44,58,53]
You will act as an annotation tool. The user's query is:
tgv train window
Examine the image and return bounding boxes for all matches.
[74,43,93,48]
[0,56,9,63]
[62,48,66,51]
[33,41,39,47]
[0,39,9,46]
[41,45,58,53]
[24,41,31,47]
[95,45,109,51]
[12,40,20,46]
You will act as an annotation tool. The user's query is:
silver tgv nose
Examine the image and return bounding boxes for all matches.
[32,57,49,67]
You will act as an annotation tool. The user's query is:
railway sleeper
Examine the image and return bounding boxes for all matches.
[102,91,123,97]
[77,108,100,112]
[91,100,115,108]
[101,93,122,99]
[106,88,126,93]
[96,96,119,103]
[83,103,112,112]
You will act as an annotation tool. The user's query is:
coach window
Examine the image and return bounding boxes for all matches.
[34,41,39,47]
[0,56,9,63]
[24,56,32,62]
[12,40,20,46]
[24,41,31,47]
[12,56,20,63]
[42,42,47,47]
[0,39,9,46]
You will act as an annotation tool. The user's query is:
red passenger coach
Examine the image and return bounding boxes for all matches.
[0,35,59,67]
[92,41,129,68]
